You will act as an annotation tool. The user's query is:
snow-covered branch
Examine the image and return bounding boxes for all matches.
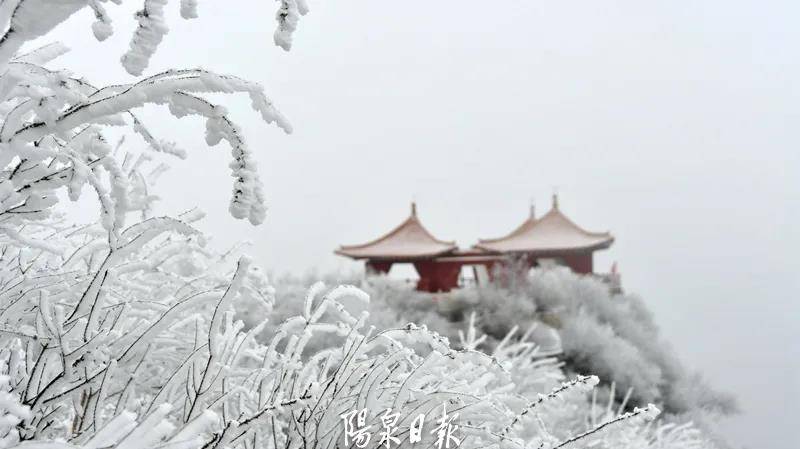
[0,1,308,74]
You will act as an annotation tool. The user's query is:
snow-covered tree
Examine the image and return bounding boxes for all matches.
[0,0,308,231]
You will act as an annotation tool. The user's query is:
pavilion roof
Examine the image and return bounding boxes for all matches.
[335,203,457,260]
[474,196,613,254]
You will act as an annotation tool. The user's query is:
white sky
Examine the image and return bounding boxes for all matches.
[46,2,798,448]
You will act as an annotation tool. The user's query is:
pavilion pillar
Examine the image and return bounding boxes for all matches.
[562,252,593,274]
[365,261,393,275]
[483,261,497,282]
[522,254,535,275]
[413,261,462,293]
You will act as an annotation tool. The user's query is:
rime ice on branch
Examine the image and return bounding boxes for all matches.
[0,0,305,227]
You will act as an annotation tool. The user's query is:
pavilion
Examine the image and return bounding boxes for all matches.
[474,195,614,274]
[335,196,615,293]
[334,203,464,292]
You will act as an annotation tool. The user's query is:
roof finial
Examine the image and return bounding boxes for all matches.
[529,198,536,219]
[552,192,559,210]
[411,201,417,217]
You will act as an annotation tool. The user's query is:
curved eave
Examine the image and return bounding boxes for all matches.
[334,247,458,261]
[474,234,614,255]
[334,211,457,261]
[475,206,614,255]
[340,216,454,249]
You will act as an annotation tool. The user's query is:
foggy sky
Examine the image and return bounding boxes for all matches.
[45,2,798,448]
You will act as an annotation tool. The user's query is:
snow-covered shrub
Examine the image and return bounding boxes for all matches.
[237,277,558,379]
[360,277,463,342]
[232,273,726,448]
[259,267,735,415]
[521,267,737,415]
[558,309,665,404]
[357,266,734,416]
[449,284,539,342]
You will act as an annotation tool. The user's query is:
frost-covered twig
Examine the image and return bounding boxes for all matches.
[501,375,599,437]
[552,403,661,449]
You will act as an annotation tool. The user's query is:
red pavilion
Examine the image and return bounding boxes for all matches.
[335,196,616,293]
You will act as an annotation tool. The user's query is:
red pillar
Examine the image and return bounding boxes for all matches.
[562,252,593,274]
[365,260,393,274]
[484,261,499,282]
[413,261,462,293]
